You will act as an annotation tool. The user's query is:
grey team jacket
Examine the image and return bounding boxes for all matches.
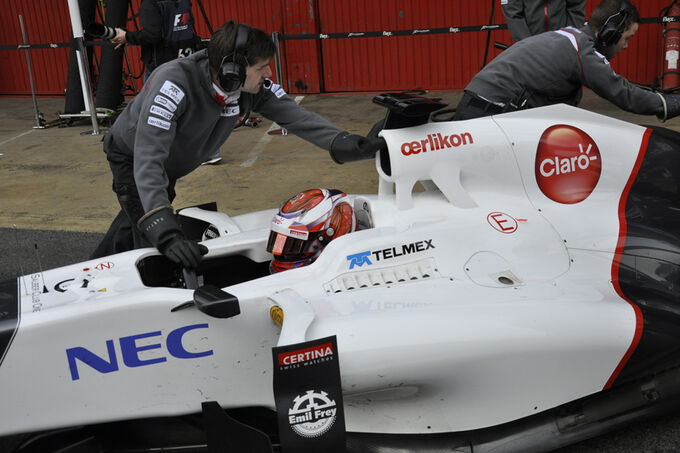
[465,25,663,115]
[502,0,586,42]
[107,49,340,213]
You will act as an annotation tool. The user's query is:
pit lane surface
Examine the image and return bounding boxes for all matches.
[1,226,679,452]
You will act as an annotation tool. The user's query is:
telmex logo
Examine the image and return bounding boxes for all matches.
[401,132,474,156]
[347,239,435,269]
[535,125,601,204]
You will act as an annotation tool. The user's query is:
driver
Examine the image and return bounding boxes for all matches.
[266,188,357,272]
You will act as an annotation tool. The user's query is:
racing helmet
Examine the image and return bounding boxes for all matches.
[266,188,357,273]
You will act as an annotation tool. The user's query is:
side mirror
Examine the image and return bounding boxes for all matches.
[193,284,240,318]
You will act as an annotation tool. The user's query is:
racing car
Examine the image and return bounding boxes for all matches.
[2,92,680,453]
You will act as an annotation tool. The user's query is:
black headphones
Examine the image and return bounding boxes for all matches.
[218,23,250,92]
[597,0,632,48]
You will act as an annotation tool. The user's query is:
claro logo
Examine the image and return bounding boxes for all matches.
[401,132,474,156]
[535,125,601,204]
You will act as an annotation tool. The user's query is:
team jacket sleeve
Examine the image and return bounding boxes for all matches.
[566,0,587,29]
[132,78,187,212]
[252,80,341,150]
[125,0,162,46]
[502,0,531,42]
[580,48,663,116]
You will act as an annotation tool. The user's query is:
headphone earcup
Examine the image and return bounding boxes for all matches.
[598,23,621,48]
[219,60,245,92]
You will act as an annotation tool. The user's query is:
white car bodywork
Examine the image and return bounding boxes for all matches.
[0,104,648,438]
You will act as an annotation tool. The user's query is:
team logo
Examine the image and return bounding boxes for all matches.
[288,390,338,438]
[535,125,601,204]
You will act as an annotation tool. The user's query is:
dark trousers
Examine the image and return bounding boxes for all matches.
[453,91,507,121]
[90,133,175,259]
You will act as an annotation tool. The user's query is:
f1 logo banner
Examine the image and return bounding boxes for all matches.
[272,336,346,453]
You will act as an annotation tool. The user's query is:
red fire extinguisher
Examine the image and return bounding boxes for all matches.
[663,1,680,90]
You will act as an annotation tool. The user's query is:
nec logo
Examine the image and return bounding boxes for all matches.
[401,133,474,156]
[65,323,213,381]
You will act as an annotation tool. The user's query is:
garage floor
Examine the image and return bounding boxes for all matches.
[2,90,679,233]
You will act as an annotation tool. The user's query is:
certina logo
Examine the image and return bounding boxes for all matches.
[401,132,474,156]
[347,239,435,269]
[288,390,337,438]
[535,125,601,204]
[278,342,334,367]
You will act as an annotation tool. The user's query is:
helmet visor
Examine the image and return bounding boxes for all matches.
[266,231,320,262]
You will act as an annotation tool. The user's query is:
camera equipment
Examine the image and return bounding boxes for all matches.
[86,22,117,40]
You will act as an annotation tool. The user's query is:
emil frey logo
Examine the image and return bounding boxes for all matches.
[401,132,474,156]
[347,240,435,269]
[535,125,602,204]
[288,390,338,438]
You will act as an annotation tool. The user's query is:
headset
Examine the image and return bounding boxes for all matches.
[218,23,250,92]
[597,0,632,48]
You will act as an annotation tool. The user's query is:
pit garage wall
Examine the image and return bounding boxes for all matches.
[0,0,669,96]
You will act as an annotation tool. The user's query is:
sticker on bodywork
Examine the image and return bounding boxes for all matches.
[273,336,345,451]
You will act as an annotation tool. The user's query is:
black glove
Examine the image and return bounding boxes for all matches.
[138,206,208,269]
[657,92,680,122]
[329,129,386,164]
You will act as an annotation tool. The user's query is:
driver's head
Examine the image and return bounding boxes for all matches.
[266,189,357,273]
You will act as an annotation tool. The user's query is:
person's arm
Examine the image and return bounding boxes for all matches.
[252,80,341,150]
[580,46,664,116]
[252,79,383,162]
[133,77,185,212]
[502,0,531,42]
[132,76,208,268]
[565,0,587,29]
[124,0,163,46]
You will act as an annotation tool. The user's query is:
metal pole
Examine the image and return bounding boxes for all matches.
[270,32,287,136]
[67,0,101,135]
[273,32,283,85]
[18,15,45,129]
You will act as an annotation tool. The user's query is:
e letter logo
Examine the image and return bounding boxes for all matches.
[535,125,601,204]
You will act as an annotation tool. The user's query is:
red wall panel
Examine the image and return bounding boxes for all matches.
[0,0,73,96]
[0,0,675,96]
[280,0,323,93]
[318,0,512,92]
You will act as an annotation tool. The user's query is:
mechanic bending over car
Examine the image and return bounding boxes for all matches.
[90,21,381,268]
[454,0,680,122]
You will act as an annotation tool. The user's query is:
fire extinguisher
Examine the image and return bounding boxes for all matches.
[662,0,680,91]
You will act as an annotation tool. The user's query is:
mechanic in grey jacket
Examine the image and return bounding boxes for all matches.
[455,0,680,122]
[502,0,586,43]
[91,21,377,267]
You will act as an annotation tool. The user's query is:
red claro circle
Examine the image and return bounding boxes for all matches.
[535,125,602,204]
